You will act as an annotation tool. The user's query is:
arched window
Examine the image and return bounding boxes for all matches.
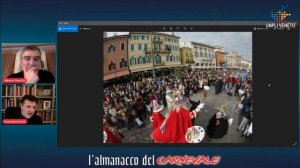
[176,55,179,62]
[120,42,125,51]
[138,56,143,64]
[149,55,152,63]
[166,55,170,62]
[108,43,115,53]
[120,58,127,68]
[109,60,115,71]
[142,56,146,64]
[130,57,135,65]
[195,52,199,58]
[144,55,149,63]
[156,54,161,64]
[200,52,203,57]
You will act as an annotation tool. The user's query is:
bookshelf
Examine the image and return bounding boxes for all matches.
[2,84,56,125]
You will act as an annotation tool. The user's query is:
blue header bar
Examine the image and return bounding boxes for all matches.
[57,25,78,32]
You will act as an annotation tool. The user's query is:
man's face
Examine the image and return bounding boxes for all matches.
[21,50,42,72]
[21,100,37,119]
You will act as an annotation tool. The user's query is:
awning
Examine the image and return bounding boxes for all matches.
[104,70,130,81]
[130,64,185,73]
[131,66,154,73]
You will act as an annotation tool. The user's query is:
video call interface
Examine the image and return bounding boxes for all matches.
[2,44,56,125]
[55,21,298,147]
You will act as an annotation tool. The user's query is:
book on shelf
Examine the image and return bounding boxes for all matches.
[36,86,52,97]
[36,89,43,97]
[46,111,51,122]
[19,85,34,96]
[2,98,15,109]
[36,99,44,109]
[35,111,53,123]
[2,85,14,96]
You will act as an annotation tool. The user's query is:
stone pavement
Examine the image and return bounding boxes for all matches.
[120,87,250,144]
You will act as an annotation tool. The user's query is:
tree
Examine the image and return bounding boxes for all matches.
[174,66,184,77]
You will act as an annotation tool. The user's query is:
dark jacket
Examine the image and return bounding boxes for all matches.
[7,70,55,83]
[4,107,43,125]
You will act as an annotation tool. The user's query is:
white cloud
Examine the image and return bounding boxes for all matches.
[105,32,252,59]
[174,32,252,59]
[106,32,129,37]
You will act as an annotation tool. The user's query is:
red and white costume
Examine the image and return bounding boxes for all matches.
[150,100,165,130]
[103,121,124,143]
[151,107,192,143]
[151,98,204,143]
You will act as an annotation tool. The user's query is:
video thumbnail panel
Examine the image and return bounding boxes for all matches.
[2,43,56,125]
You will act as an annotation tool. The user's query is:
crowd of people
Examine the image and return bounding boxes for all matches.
[103,69,253,143]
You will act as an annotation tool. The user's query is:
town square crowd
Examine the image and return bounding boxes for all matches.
[103,69,253,143]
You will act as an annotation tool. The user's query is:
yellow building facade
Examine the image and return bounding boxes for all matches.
[180,47,194,65]
[128,32,182,73]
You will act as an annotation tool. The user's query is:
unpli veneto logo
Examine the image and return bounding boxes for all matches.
[266,4,296,30]
[271,4,291,22]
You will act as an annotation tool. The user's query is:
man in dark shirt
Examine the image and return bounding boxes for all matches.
[5,95,43,124]
[7,45,55,83]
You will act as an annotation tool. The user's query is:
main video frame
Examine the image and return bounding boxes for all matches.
[103,32,252,144]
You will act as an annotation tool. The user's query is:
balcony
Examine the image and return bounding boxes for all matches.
[186,60,195,64]
[152,38,163,43]
[144,48,171,54]
[154,62,165,66]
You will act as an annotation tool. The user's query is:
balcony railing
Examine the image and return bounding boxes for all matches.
[152,38,163,43]
[154,62,165,66]
[144,49,171,54]
[186,60,195,64]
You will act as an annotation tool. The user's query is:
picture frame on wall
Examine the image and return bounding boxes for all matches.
[43,89,51,96]
[43,101,51,109]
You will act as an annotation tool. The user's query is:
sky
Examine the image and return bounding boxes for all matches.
[106,32,252,59]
